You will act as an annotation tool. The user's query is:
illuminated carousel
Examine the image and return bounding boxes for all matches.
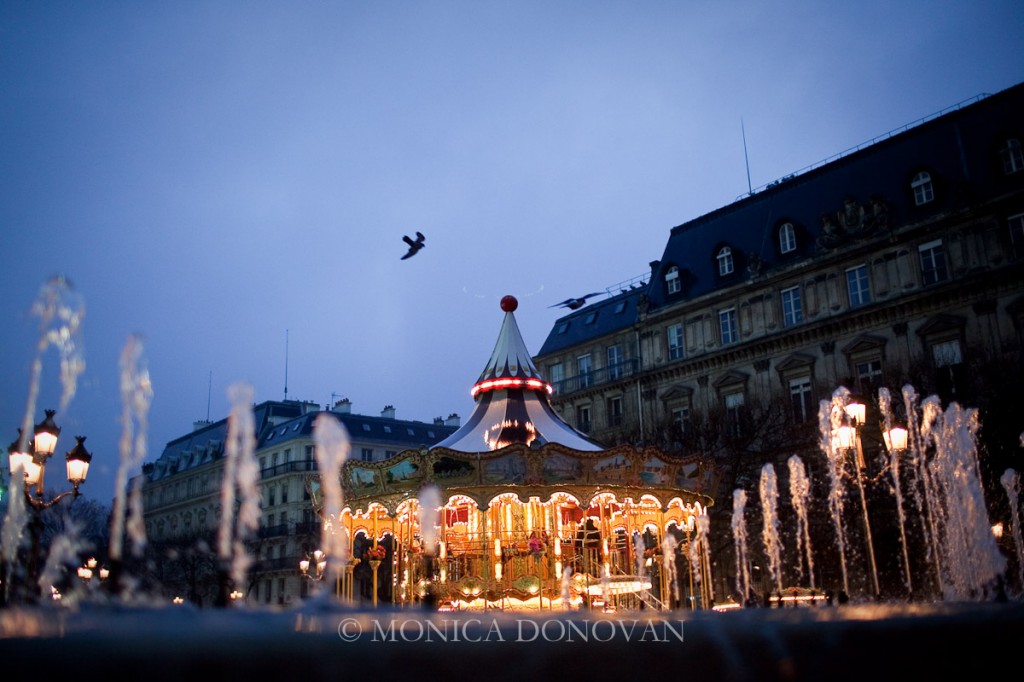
[323,296,716,611]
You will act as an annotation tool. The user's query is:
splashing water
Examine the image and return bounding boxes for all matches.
[819,388,851,595]
[38,522,88,601]
[661,534,679,602]
[1001,469,1024,594]
[1,460,29,601]
[560,566,573,609]
[418,484,442,555]
[689,513,713,605]
[920,398,1007,599]
[19,276,86,447]
[787,455,815,590]
[227,383,260,590]
[878,387,913,594]
[109,335,153,567]
[732,489,751,601]
[760,464,784,595]
[633,531,646,579]
[313,412,351,585]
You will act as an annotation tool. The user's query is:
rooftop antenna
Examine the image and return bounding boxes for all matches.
[206,370,212,421]
[284,329,289,401]
[742,118,753,195]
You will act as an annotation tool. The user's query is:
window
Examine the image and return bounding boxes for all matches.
[268,486,276,507]
[556,322,569,334]
[584,311,598,325]
[846,265,871,307]
[932,339,962,367]
[789,377,814,423]
[918,239,948,285]
[577,354,593,389]
[665,266,681,294]
[779,222,796,254]
[614,301,627,314]
[607,345,623,380]
[781,286,803,327]
[671,406,690,436]
[576,405,592,433]
[1002,139,1023,175]
[856,360,883,391]
[548,362,564,388]
[385,450,397,458]
[717,246,734,276]
[911,171,934,206]
[724,392,744,437]
[383,425,392,433]
[667,323,684,360]
[607,396,623,427]
[280,483,288,504]
[1009,213,1024,259]
[360,448,373,462]
[719,308,738,345]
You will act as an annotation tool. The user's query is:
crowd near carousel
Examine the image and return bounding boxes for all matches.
[309,296,717,611]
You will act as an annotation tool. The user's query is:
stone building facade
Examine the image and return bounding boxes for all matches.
[139,399,458,605]
[533,82,1024,596]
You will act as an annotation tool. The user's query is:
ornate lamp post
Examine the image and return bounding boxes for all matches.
[7,410,93,599]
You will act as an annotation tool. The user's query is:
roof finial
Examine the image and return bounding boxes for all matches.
[500,295,518,312]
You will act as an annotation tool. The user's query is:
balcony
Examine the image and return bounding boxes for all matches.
[258,523,290,539]
[260,459,318,480]
[552,359,638,397]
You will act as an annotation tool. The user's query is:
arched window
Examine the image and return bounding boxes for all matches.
[779,222,796,254]
[665,265,681,294]
[1002,138,1023,175]
[717,246,734,276]
[911,171,934,206]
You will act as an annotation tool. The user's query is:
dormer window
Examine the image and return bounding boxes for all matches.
[1002,138,1023,175]
[779,222,796,254]
[665,266,681,294]
[911,171,934,206]
[717,246,734,276]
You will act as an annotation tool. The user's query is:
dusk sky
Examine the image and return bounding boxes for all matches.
[2,2,1022,506]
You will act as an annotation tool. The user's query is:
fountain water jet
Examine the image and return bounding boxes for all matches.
[109,335,153,596]
[787,455,815,591]
[819,389,852,595]
[759,464,784,596]
[213,382,259,605]
[732,489,751,602]
[1001,469,1023,594]
[878,387,913,595]
[312,411,351,592]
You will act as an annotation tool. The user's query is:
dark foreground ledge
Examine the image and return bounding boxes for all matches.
[2,600,1022,681]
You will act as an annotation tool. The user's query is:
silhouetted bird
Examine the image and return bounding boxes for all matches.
[401,232,425,260]
[549,292,603,310]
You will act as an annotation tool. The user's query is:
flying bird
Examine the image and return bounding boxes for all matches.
[401,232,425,260]
[549,292,603,310]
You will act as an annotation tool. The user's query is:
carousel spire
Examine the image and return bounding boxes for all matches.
[433,295,602,452]
[471,295,551,398]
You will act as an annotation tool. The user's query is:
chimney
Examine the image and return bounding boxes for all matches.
[433,417,444,425]
[333,398,352,414]
[193,420,211,432]
[381,405,396,419]
[444,413,461,427]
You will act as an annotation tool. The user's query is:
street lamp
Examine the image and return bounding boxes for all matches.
[7,410,93,507]
[6,410,93,600]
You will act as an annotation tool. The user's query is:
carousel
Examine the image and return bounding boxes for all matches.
[314,296,716,611]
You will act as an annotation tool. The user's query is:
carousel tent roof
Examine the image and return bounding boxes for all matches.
[432,295,603,453]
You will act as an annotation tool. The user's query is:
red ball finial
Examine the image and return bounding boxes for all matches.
[500,295,518,312]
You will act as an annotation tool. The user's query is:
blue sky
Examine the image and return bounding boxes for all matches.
[2,1,1022,505]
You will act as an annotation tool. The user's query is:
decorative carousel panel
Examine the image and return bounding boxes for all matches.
[481,452,527,484]
[431,455,476,484]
